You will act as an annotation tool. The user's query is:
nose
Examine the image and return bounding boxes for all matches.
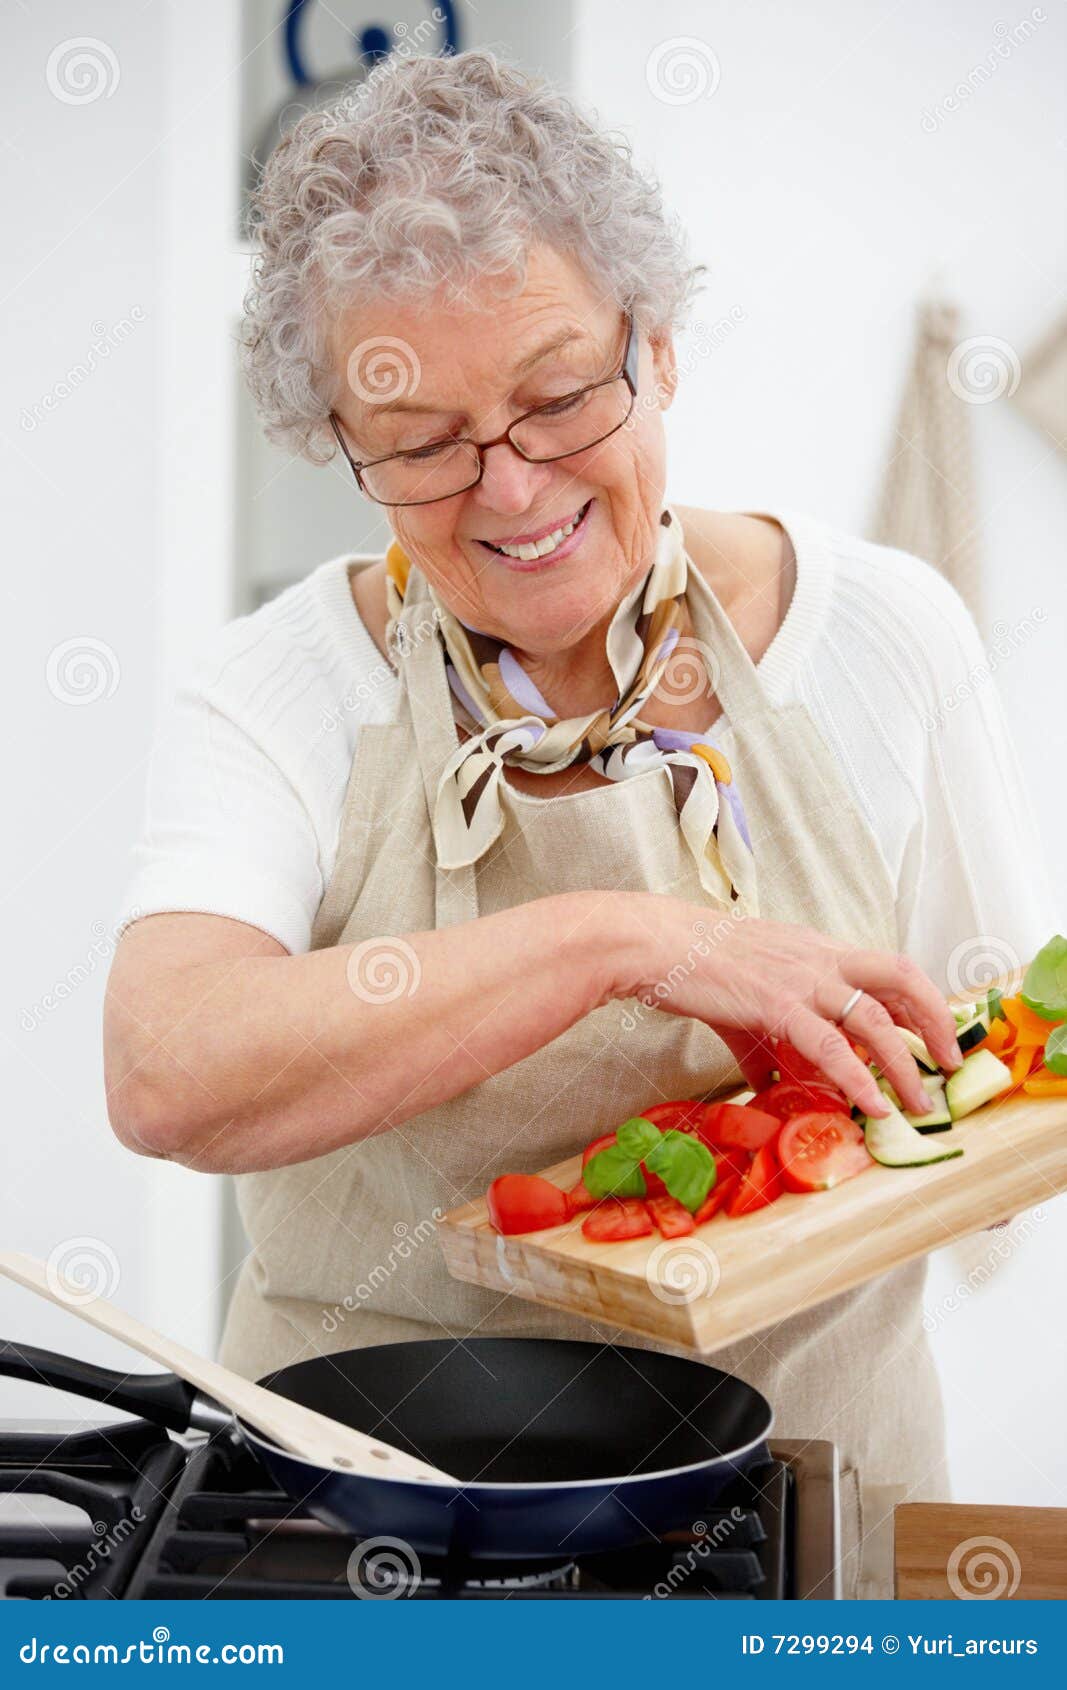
[468,440,554,516]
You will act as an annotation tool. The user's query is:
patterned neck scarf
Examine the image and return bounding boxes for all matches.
[384,505,758,912]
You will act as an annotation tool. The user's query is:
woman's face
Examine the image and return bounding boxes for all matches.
[329,245,678,657]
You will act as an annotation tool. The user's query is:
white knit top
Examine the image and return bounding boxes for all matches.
[115,510,1053,994]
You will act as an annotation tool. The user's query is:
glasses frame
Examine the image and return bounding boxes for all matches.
[328,313,639,508]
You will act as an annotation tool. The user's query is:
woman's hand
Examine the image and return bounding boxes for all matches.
[607,896,965,1119]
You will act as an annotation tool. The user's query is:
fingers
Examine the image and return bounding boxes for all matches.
[841,950,963,1074]
[828,990,933,1115]
[778,1005,891,1117]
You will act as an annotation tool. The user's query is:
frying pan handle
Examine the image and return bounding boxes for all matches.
[0,1339,197,1432]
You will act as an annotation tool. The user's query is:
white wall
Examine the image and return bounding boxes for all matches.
[0,2,234,1415]
[574,0,1066,1507]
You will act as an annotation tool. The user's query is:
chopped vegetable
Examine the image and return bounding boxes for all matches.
[727,1142,783,1216]
[694,1173,742,1224]
[487,1174,570,1235]
[647,1194,697,1238]
[581,1198,654,1243]
[702,1100,781,1151]
[944,1048,1013,1119]
[1023,1074,1067,1097]
[638,1099,717,1139]
[778,1112,873,1192]
[566,1180,600,1215]
[1020,934,1067,1023]
[862,1099,964,1168]
[750,1080,850,1122]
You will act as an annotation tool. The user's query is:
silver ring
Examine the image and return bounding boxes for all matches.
[839,986,864,1022]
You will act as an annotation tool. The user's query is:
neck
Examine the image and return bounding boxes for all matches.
[513,613,618,717]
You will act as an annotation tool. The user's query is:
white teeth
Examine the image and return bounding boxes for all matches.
[492,504,585,560]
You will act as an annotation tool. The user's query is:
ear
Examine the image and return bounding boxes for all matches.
[648,329,678,412]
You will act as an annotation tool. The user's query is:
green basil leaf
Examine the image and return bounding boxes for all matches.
[615,1116,662,1160]
[582,1144,647,1199]
[1044,1024,1067,1078]
[644,1130,716,1212]
[1021,935,1067,1024]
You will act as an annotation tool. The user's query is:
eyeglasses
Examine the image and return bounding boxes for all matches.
[329,313,639,507]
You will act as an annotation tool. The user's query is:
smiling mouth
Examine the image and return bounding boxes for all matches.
[478,500,593,561]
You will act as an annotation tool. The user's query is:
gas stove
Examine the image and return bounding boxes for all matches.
[0,1420,840,1600]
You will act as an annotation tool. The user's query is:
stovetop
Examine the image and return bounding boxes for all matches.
[0,1419,840,1601]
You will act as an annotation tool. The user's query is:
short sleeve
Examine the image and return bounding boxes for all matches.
[115,670,325,956]
[895,583,1056,995]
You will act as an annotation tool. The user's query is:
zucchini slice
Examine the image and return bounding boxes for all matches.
[894,1026,940,1072]
[862,1099,963,1168]
[876,1074,953,1132]
[945,1048,1012,1120]
[955,1006,993,1053]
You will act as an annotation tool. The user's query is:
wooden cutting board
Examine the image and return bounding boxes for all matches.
[895,1503,1067,1599]
[439,973,1067,1356]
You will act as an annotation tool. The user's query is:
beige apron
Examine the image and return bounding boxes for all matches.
[221,510,949,1597]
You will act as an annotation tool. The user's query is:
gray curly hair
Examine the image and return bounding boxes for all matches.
[240,47,705,463]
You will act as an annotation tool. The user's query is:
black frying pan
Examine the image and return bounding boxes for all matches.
[0,1337,772,1561]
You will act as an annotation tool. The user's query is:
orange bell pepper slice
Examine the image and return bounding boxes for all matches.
[1010,1043,1042,1085]
[1023,1074,1067,1097]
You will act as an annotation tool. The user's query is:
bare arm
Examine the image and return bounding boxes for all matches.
[105,893,963,1176]
[104,893,619,1174]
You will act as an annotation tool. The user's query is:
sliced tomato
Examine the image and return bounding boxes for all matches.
[750,1079,850,1122]
[581,1197,654,1243]
[694,1173,741,1225]
[565,1180,600,1215]
[647,1194,697,1238]
[727,1142,784,1217]
[702,1101,781,1151]
[777,1112,874,1194]
[488,1174,569,1236]
[637,1099,713,1136]
[580,1129,667,1196]
[715,1147,752,1183]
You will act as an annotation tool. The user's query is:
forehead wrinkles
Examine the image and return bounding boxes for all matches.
[344,311,601,428]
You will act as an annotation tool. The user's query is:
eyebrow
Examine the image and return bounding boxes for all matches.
[355,327,592,419]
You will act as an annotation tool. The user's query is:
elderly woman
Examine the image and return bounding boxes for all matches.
[106,50,1047,1596]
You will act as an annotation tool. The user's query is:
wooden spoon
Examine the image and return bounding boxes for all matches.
[0,1249,457,1485]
